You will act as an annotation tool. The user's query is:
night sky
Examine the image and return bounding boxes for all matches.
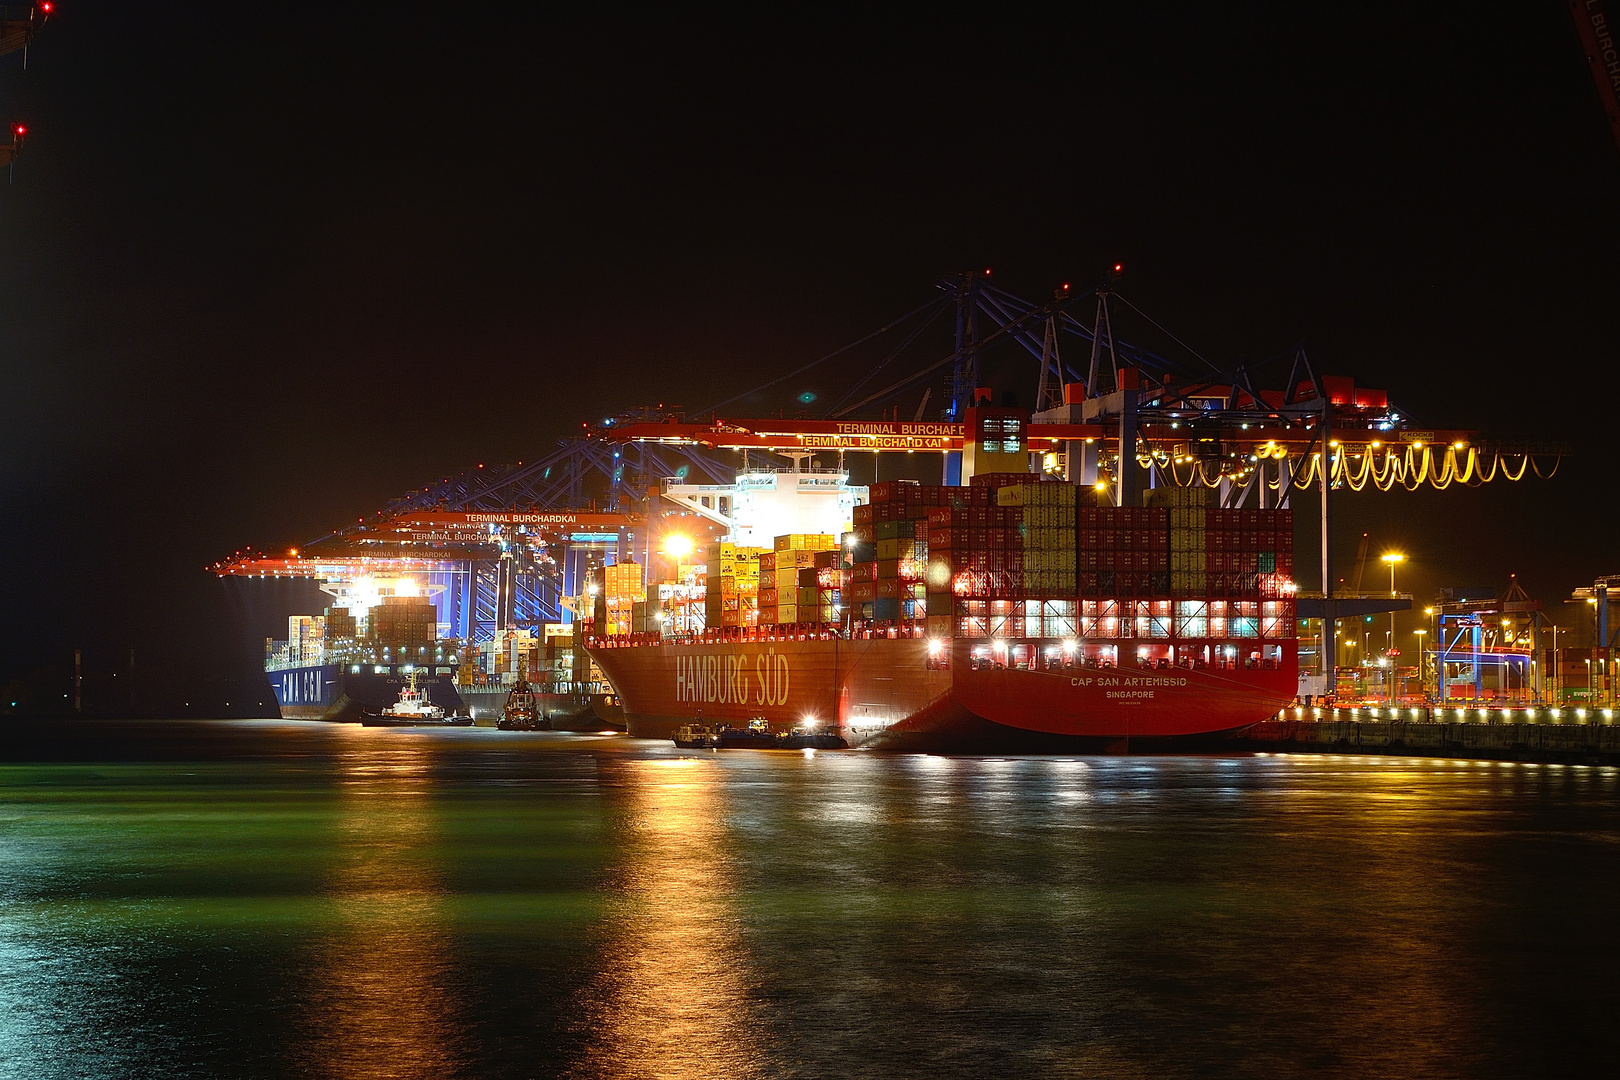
[2,3,1616,712]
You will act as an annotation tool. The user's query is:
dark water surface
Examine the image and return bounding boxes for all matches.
[2,720,1617,1079]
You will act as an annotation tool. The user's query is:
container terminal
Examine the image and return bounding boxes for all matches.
[209,272,1599,756]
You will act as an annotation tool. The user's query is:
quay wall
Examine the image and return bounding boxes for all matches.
[1244,709,1620,763]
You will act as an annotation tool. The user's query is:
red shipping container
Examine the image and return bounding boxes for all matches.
[869,482,894,503]
[927,528,952,550]
[849,580,878,603]
[853,523,875,543]
[874,502,896,522]
[877,578,899,599]
[849,562,877,582]
[853,503,874,525]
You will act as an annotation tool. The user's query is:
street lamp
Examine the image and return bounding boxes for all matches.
[1381,552,1406,596]
[1413,628,1429,700]
[1380,553,1406,700]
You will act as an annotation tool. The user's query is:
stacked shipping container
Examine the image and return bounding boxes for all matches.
[885,475,1295,650]
[703,543,763,629]
[603,562,641,637]
[758,533,838,625]
[367,595,438,650]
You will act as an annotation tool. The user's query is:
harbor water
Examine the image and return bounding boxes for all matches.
[2,719,1617,1078]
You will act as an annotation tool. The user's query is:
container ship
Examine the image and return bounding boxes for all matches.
[265,596,467,722]
[265,588,615,726]
[586,407,1298,752]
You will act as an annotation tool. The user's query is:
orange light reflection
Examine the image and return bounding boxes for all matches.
[567,758,763,1079]
[298,731,465,1078]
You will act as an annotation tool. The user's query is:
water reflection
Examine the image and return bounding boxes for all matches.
[567,757,762,1079]
[296,729,466,1078]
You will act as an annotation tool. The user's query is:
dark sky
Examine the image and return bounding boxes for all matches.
[2,3,1616,704]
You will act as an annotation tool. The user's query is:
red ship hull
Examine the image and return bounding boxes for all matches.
[586,637,1297,752]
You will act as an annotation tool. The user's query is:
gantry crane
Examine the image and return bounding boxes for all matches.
[0,2,51,177]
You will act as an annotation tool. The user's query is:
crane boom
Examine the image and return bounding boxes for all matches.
[0,3,49,60]
[1350,532,1371,594]
[1569,0,1620,152]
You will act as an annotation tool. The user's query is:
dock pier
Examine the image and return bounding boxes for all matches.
[1245,707,1620,763]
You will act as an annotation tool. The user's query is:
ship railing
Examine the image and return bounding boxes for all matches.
[592,620,944,649]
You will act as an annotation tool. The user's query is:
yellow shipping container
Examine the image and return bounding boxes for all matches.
[774,533,837,552]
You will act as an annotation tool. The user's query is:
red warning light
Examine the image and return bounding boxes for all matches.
[984,268,992,276]
[13,125,25,137]
[1113,263,1123,273]
[1062,283,1070,290]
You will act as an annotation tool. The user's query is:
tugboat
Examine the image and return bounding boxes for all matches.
[362,669,475,727]
[671,723,719,749]
[496,666,550,731]
[776,725,848,750]
[716,717,778,750]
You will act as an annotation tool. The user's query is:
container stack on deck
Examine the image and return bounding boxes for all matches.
[850,483,936,623]
[759,534,837,625]
[684,476,1297,652]
[704,542,763,629]
[603,562,641,637]
[858,476,1297,649]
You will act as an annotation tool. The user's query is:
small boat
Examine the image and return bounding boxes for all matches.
[496,672,550,731]
[717,718,778,750]
[777,728,848,750]
[672,724,719,749]
[362,669,474,727]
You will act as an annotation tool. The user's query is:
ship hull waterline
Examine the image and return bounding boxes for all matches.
[586,637,1297,753]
